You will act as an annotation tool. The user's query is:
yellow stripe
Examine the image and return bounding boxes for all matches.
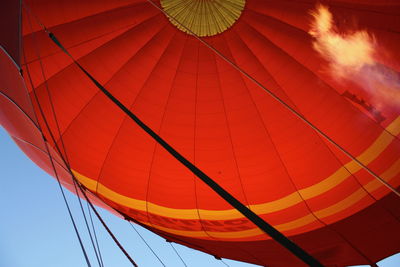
[315,158,400,219]
[140,159,400,239]
[300,116,400,199]
[71,117,400,239]
[314,188,367,218]
[74,171,97,191]
[73,116,399,221]
[74,158,399,239]
[387,117,400,136]
[364,158,400,192]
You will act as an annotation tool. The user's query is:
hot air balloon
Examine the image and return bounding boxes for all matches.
[1,0,399,266]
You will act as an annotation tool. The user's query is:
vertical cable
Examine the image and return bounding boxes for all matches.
[79,186,139,267]
[23,7,104,267]
[220,259,230,267]
[21,13,92,267]
[128,222,166,267]
[71,174,105,267]
[87,201,105,267]
[42,138,93,267]
[168,242,188,267]
[22,63,92,267]
[22,3,139,266]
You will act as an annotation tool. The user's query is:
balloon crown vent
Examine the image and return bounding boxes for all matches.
[161,0,246,37]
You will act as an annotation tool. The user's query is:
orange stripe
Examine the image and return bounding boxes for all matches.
[71,117,400,239]
[139,214,317,240]
[139,159,399,239]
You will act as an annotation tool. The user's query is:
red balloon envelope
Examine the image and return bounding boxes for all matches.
[1,0,400,266]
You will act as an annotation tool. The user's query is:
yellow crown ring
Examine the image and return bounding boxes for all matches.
[161,0,246,37]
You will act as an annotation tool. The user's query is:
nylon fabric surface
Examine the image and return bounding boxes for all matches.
[1,0,399,266]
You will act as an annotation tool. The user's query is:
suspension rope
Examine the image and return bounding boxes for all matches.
[80,186,139,267]
[144,0,400,198]
[23,68,92,267]
[220,259,231,267]
[43,140,93,267]
[21,15,92,267]
[71,172,104,267]
[30,82,139,266]
[213,255,231,267]
[45,30,323,266]
[74,179,105,266]
[167,242,188,267]
[23,7,105,267]
[26,49,140,267]
[22,4,139,266]
[128,222,166,267]
[87,201,105,267]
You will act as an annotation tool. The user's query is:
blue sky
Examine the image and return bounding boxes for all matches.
[0,126,399,267]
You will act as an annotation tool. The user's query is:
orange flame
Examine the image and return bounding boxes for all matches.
[309,4,376,78]
[309,4,400,110]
